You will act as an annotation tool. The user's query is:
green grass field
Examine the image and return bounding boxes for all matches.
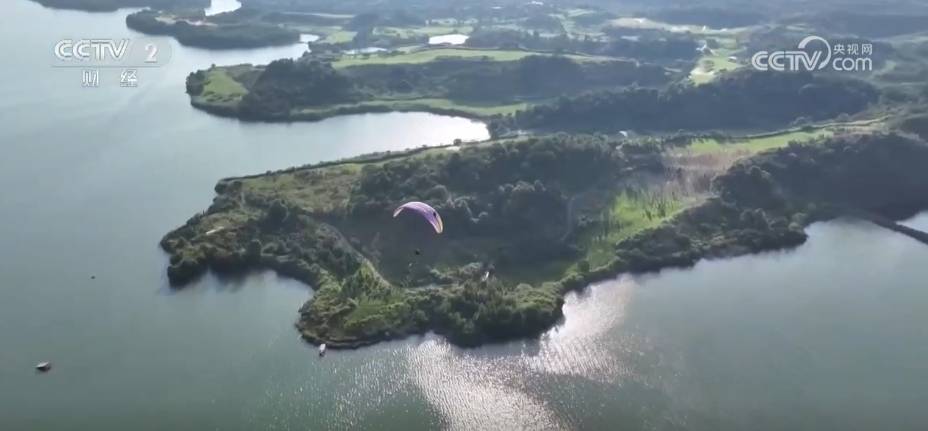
[376,25,475,38]
[690,47,742,85]
[689,128,835,154]
[555,9,607,38]
[583,191,687,268]
[199,69,248,105]
[688,117,887,154]
[321,30,357,43]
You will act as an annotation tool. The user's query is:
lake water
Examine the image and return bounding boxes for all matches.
[300,33,321,43]
[428,34,469,46]
[3,2,928,430]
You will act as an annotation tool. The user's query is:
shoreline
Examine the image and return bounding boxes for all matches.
[190,97,493,124]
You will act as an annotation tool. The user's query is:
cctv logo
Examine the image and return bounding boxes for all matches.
[751,36,832,72]
[54,39,130,62]
[751,35,873,72]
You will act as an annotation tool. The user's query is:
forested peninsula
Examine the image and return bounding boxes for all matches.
[184,53,672,122]
[162,131,928,348]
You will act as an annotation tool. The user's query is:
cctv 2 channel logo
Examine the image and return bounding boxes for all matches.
[53,38,171,67]
[751,36,874,72]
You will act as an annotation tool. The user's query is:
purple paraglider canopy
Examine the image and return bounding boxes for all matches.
[393,201,444,234]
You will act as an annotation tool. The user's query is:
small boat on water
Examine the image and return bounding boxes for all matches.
[319,343,326,357]
[35,362,52,372]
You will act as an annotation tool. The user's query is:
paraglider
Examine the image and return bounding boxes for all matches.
[394,201,443,288]
[393,202,443,234]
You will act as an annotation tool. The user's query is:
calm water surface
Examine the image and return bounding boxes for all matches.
[2,2,928,430]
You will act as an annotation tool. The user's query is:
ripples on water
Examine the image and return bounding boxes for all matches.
[243,218,928,431]
[245,278,669,431]
[405,279,652,430]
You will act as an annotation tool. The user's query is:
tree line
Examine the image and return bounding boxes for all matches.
[494,69,878,134]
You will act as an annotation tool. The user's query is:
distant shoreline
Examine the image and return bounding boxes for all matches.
[190,95,492,124]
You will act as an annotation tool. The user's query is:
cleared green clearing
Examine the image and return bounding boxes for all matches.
[342,289,408,331]
[558,13,606,38]
[689,129,836,154]
[332,47,610,68]
[200,69,248,105]
[689,118,886,154]
[690,47,742,85]
[320,29,357,43]
[583,191,688,268]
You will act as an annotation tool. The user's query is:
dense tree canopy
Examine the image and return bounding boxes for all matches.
[226,55,672,120]
[499,70,878,133]
[126,10,299,49]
